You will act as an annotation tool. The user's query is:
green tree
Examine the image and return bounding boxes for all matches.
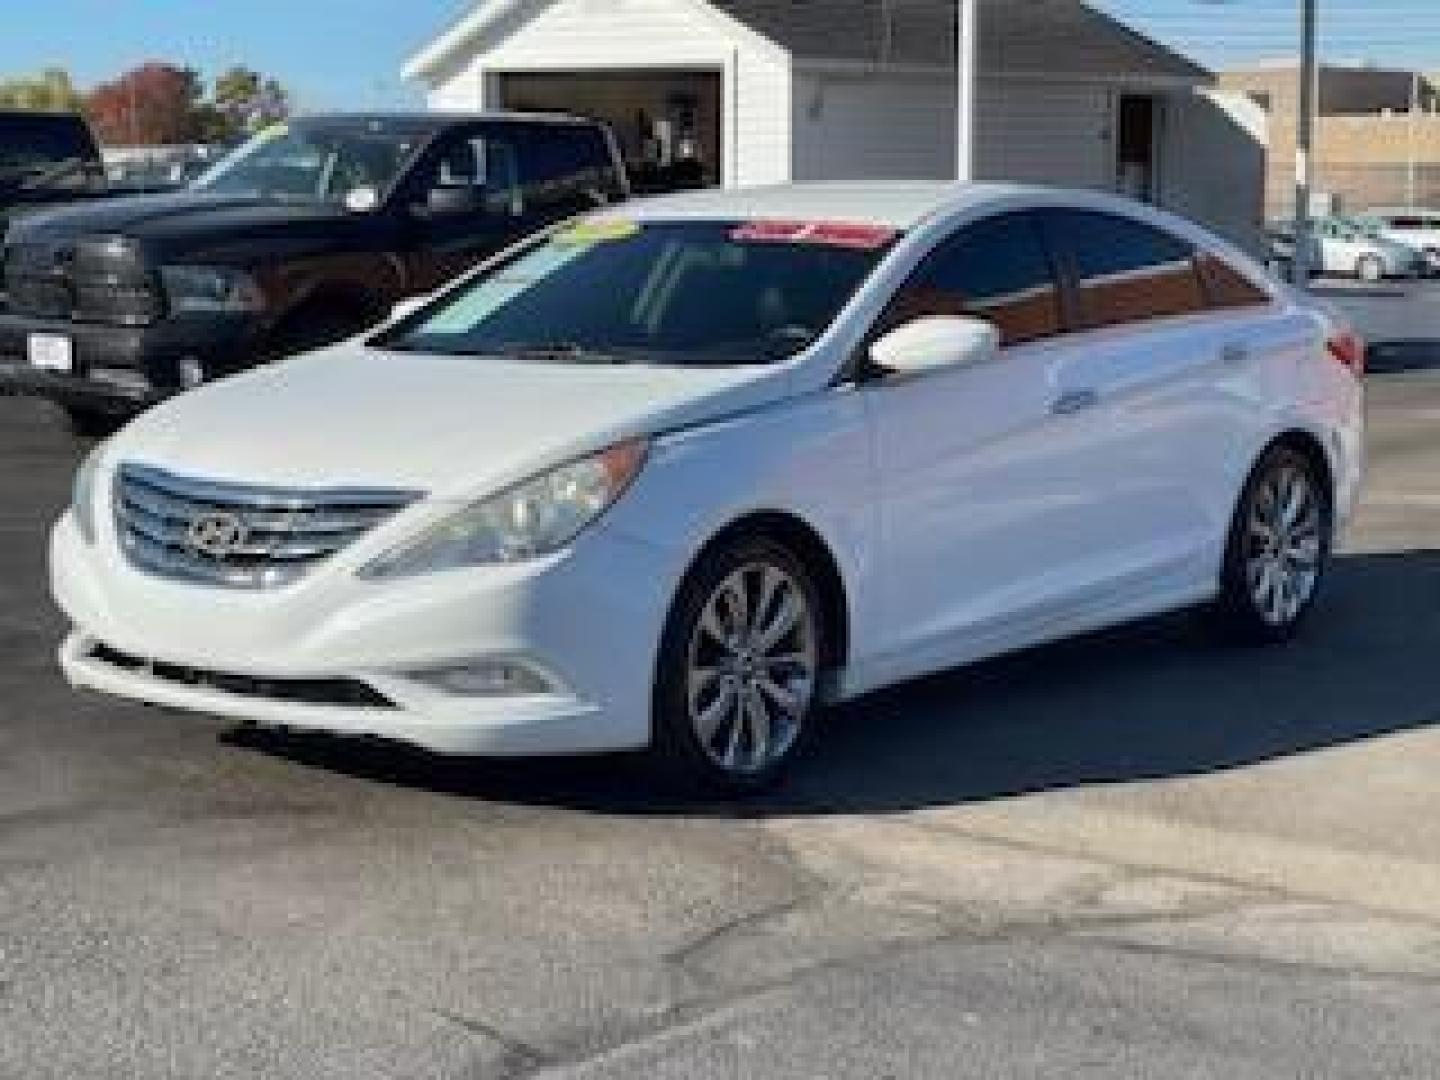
[212,66,290,140]
[0,68,83,111]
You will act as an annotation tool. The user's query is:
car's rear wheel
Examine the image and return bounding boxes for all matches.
[1356,255,1385,283]
[1211,445,1333,644]
[650,536,825,795]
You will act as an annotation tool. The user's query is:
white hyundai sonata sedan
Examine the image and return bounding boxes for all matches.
[52,183,1365,793]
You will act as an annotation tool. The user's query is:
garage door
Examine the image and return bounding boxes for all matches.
[496,70,722,193]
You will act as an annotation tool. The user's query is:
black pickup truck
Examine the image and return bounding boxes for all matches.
[0,112,628,434]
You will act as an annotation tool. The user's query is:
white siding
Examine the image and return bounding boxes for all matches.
[1160,91,1268,253]
[790,71,956,182]
[789,72,1116,191]
[428,0,792,187]
[426,55,485,111]
[974,80,1114,190]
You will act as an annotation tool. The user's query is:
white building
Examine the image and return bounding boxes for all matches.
[403,0,1265,247]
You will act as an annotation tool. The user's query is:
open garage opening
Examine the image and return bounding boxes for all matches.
[494,70,723,194]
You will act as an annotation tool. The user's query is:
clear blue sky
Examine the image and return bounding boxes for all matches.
[2,0,1439,108]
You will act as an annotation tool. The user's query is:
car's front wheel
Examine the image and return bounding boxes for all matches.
[650,535,825,795]
[1212,444,1333,644]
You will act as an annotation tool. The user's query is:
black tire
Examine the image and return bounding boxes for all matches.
[1210,444,1333,645]
[61,405,124,439]
[649,534,828,797]
[1356,255,1385,283]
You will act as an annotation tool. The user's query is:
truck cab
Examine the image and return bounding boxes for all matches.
[0,112,628,434]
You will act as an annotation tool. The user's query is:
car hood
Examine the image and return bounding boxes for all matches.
[7,191,356,262]
[110,345,797,499]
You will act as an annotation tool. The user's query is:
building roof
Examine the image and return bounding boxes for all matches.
[405,0,1210,84]
[713,0,1208,78]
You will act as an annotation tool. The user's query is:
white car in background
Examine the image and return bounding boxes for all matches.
[1364,208,1440,273]
[51,184,1365,794]
[1310,216,1426,282]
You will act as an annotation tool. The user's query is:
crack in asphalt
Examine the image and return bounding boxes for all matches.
[429,1007,556,1077]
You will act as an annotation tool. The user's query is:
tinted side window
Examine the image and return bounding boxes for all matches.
[519,126,615,210]
[879,213,1062,347]
[1196,254,1271,311]
[420,130,522,215]
[1050,211,1206,330]
[0,114,96,169]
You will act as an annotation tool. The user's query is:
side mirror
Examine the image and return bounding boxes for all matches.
[387,294,432,325]
[423,185,480,216]
[869,316,999,379]
[344,186,380,213]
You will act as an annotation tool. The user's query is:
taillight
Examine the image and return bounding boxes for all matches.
[1327,330,1365,377]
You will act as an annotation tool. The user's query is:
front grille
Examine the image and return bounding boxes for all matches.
[4,238,164,326]
[113,463,421,590]
[7,276,71,319]
[73,281,165,326]
[88,642,396,708]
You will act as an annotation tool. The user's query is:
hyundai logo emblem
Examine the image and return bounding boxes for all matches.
[183,511,248,560]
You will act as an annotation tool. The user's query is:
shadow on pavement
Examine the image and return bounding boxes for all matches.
[226,550,1440,817]
[1367,339,1440,374]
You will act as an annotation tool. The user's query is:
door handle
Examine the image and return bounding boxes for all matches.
[1221,343,1250,366]
[1051,388,1100,416]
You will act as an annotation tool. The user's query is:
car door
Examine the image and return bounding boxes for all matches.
[400,125,538,294]
[862,211,1125,681]
[1036,208,1259,606]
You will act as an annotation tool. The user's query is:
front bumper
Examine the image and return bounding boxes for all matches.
[51,512,674,756]
[0,310,264,413]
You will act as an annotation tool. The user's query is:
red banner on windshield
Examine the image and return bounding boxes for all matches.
[730,220,897,251]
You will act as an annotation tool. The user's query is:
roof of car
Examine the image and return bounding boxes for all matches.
[295,110,603,127]
[616,183,1048,231]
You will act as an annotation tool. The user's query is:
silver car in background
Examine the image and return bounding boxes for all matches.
[1308,216,1425,282]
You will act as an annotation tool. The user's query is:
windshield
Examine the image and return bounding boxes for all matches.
[1339,216,1383,239]
[0,115,96,187]
[379,219,894,367]
[192,119,430,206]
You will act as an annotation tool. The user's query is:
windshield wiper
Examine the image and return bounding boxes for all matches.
[2,157,90,190]
[495,342,639,366]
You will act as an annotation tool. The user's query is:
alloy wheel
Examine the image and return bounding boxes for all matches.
[1243,463,1324,627]
[684,561,818,777]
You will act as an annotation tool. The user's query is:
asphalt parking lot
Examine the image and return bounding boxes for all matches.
[4,281,1440,1079]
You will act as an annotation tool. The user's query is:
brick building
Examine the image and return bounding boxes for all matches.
[1218,61,1440,217]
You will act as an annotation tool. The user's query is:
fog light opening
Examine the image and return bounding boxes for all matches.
[409,659,555,698]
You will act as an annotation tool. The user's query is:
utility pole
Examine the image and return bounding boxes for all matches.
[1293,0,1318,288]
[956,0,978,183]
[1408,69,1420,208]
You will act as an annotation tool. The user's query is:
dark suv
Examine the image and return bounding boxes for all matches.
[0,112,628,433]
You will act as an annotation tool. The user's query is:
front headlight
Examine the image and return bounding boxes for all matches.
[160,265,266,314]
[362,439,649,578]
[71,440,107,545]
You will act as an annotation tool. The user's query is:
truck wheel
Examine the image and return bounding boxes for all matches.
[61,406,123,439]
